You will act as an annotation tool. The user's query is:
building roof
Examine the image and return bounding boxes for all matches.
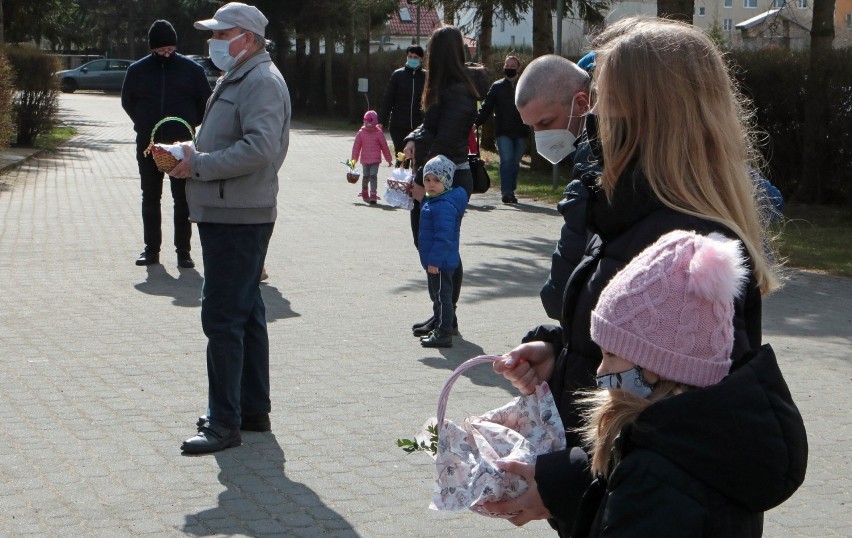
[386,0,441,37]
[735,8,810,31]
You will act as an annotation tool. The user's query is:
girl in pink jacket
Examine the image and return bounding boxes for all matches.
[351,110,392,204]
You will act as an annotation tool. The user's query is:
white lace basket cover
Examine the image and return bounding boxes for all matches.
[427,355,566,518]
[384,165,414,210]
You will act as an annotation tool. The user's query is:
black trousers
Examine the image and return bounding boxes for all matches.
[136,141,191,254]
[389,126,410,165]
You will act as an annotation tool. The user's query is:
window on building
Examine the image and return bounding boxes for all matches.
[846,13,852,28]
[744,0,757,7]
[500,19,506,32]
[724,0,732,7]
[797,0,807,7]
[699,6,706,15]
[771,0,785,7]
[723,18,733,30]
[510,36,516,47]
[399,7,412,22]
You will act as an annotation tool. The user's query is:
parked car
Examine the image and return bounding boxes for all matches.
[55,59,132,93]
[187,55,222,90]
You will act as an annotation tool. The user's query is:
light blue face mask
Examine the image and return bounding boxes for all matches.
[406,58,421,69]
[596,366,656,399]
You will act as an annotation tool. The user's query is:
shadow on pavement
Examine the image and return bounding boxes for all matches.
[134,265,203,307]
[182,434,357,536]
[392,236,555,305]
[133,267,301,321]
[419,338,519,397]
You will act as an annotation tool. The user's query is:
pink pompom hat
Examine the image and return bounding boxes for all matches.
[590,230,749,388]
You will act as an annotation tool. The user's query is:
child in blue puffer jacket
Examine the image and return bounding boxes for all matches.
[418,155,468,348]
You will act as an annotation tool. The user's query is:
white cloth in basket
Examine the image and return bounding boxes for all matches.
[428,355,567,518]
[384,166,414,210]
[154,141,196,159]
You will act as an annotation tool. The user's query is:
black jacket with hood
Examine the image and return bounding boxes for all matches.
[571,344,808,537]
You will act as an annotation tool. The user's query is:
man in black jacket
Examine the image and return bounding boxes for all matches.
[474,55,530,204]
[378,45,425,164]
[121,20,212,268]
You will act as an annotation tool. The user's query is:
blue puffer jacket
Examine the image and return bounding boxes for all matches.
[418,187,468,271]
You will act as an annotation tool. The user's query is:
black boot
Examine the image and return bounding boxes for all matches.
[420,329,453,348]
[135,248,159,266]
[177,250,195,269]
[181,422,241,454]
[412,317,436,337]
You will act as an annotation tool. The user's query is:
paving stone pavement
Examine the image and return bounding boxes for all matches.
[0,93,848,537]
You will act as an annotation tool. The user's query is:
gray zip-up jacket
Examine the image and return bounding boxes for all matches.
[187,51,290,224]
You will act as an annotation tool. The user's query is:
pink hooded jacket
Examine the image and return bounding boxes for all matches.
[351,125,392,166]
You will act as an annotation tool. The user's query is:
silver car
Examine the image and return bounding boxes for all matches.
[56,59,132,93]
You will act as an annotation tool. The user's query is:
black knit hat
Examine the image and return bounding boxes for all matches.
[149,20,177,49]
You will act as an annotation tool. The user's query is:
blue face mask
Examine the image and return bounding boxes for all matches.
[596,366,656,399]
[406,58,421,69]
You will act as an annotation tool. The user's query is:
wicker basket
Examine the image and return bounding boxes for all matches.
[142,117,196,173]
[346,172,361,184]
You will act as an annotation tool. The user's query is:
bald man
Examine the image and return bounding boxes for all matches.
[514,55,600,321]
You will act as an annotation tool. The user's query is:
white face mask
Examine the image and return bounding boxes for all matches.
[209,32,247,72]
[534,94,584,164]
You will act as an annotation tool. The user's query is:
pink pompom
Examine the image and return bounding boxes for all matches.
[687,232,748,302]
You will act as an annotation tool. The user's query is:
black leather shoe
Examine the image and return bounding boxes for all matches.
[182,422,241,454]
[412,318,436,337]
[177,251,195,269]
[135,250,159,266]
[421,329,453,348]
[412,316,434,331]
[197,414,271,433]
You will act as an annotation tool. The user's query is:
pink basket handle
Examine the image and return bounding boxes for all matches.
[436,355,504,431]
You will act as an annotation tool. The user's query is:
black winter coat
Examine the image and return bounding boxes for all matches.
[474,77,529,139]
[121,53,211,144]
[405,82,477,182]
[378,66,426,131]
[540,126,601,320]
[572,344,808,538]
[527,163,764,535]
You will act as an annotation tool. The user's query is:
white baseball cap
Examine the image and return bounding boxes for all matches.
[194,2,268,36]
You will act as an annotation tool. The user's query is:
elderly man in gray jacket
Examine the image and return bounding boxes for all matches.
[169,2,291,454]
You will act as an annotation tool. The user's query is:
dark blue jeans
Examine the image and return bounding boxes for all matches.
[198,221,274,430]
[495,135,527,197]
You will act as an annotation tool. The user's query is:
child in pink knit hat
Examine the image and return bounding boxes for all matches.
[569,229,807,537]
[351,110,392,204]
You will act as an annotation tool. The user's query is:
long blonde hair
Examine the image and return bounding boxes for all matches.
[577,382,691,477]
[592,17,778,295]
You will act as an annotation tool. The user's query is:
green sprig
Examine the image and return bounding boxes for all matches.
[396,424,438,455]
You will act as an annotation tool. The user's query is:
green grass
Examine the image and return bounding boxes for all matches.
[33,125,76,150]
[484,151,852,278]
[482,149,571,205]
[773,203,852,278]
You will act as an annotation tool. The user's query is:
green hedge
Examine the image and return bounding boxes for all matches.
[3,45,60,147]
[0,52,13,149]
[730,48,851,206]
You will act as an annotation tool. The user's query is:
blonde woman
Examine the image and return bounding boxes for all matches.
[488,17,781,532]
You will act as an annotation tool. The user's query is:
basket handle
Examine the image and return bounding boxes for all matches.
[436,355,504,431]
[143,116,196,157]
